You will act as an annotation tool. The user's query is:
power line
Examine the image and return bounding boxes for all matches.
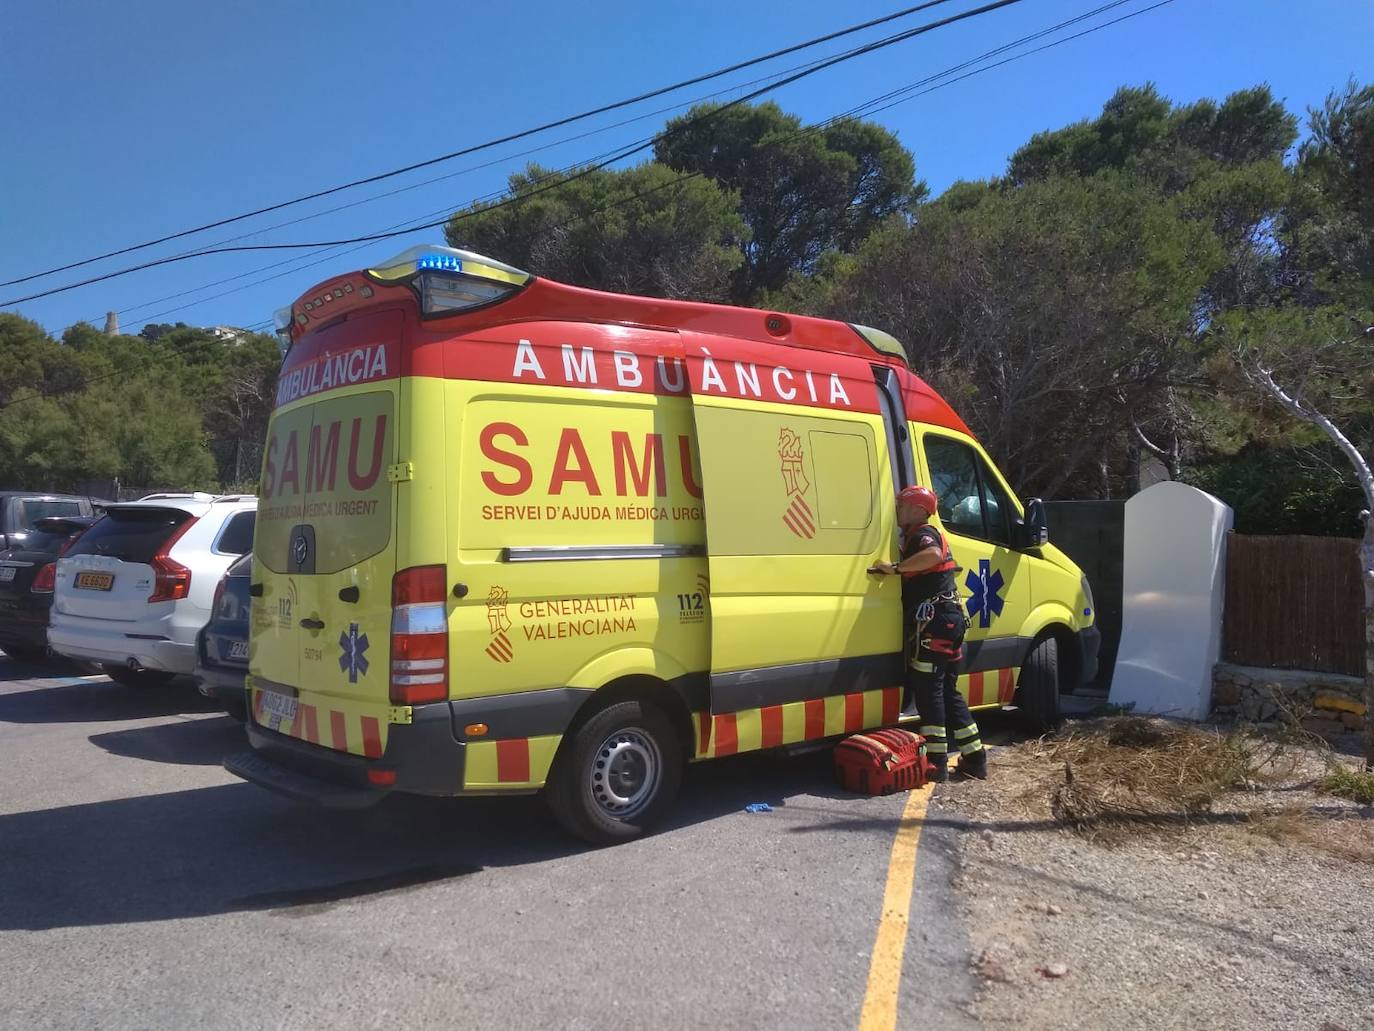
[111,0,1158,336]
[99,44,856,327]
[850,0,1178,122]
[2,0,1027,309]
[1,0,964,290]
[107,0,1167,340]
[2,0,1176,411]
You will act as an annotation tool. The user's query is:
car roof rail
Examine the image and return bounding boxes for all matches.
[135,491,215,502]
[212,494,257,504]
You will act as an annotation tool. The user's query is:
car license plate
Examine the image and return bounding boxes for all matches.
[75,571,114,591]
[0,567,14,582]
[259,690,297,723]
[227,640,249,661]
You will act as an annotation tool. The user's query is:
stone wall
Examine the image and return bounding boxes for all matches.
[1211,662,1367,737]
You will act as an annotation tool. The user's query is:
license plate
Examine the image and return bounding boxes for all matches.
[75,571,114,591]
[227,640,249,660]
[259,690,297,723]
[0,567,14,582]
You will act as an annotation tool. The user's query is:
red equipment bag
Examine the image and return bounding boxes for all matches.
[833,728,931,795]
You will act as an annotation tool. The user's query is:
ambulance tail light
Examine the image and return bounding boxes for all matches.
[390,565,448,705]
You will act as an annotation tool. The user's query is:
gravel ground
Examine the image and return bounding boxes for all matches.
[936,733,1374,1031]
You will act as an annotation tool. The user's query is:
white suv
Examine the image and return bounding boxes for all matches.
[48,494,257,687]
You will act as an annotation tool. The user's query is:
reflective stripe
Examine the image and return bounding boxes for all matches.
[919,725,946,737]
[925,741,948,754]
[958,739,984,755]
[953,724,981,740]
[910,659,936,673]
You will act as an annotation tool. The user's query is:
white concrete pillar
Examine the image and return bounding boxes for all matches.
[1108,481,1233,720]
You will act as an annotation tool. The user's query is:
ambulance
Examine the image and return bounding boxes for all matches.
[225,245,1099,842]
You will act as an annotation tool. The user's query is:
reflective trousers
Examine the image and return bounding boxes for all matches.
[905,603,982,767]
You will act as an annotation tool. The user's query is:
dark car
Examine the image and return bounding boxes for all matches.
[0,515,98,661]
[194,552,252,720]
[0,492,106,552]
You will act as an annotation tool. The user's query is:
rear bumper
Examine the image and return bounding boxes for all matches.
[193,627,246,702]
[1077,625,1101,686]
[194,662,246,703]
[47,621,197,674]
[226,702,466,808]
[0,597,54,651]
[0,621,51,653]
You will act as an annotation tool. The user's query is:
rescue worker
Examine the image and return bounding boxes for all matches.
[872,485,988,782]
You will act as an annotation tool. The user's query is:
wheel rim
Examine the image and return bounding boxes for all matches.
[588,727,661,820]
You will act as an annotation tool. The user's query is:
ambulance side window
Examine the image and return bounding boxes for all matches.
[923,435,1011,547]
[978,462,1013,546]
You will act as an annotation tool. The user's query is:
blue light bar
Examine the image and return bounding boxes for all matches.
[416,254,464,273]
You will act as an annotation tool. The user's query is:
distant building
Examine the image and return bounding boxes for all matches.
[206,325,248,344]
[103,311,119,335]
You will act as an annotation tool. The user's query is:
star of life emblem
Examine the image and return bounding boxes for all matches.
[338,622,370,683]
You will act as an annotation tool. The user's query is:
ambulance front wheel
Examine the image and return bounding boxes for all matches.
[1016,635,1062,732]
[546,699,683,844]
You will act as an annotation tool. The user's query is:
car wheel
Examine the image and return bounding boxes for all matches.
[1016,635,1062,733]
[101,664,177,689]
[546,699,682,844]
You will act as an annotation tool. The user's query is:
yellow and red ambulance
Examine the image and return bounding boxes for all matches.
[226,245,1098,842]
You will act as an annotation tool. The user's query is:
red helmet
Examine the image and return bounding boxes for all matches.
[897,485,938,516]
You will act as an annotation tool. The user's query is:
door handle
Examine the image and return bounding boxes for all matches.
[299,617,325,630]
[452,582,469,599]
[248,583,264,597]
[338,586,359,603]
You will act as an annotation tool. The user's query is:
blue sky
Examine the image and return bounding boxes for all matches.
[2,0,1369,337]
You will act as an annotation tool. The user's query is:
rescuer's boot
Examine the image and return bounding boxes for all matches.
[952,747,988,781]
[927,759,948,784]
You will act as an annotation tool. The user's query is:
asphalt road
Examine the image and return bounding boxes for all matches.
[0,655,989,1031]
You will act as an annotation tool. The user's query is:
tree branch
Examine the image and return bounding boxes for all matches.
[1248,363,1374,507]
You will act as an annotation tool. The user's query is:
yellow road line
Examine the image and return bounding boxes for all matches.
[858,784,934,1031]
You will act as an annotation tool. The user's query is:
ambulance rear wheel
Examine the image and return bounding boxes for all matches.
[1016,635,1061,732]
[547,700,682,844]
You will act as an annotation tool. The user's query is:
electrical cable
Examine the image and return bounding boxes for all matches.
[107,0,1155,333]
[1,0,1178,411]
[1,0,1027,308]
[1,0,964,289]
[97,43,860,327]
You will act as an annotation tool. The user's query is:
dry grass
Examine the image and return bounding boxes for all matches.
[1251,805,1374,864]
[1318,765,1374,806]
[1027,717,1293,837]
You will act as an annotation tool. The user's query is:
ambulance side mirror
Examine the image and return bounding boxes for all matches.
[1019,498,1049,550]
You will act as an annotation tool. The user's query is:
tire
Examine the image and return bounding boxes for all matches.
[1016,636,1062,733]
[545,699,683,844]
[101,664,177,689]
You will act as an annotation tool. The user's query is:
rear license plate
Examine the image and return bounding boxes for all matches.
[228,640,248,661]
[259,690,297,723]
[75,571,114,591]
[0,567,14,582]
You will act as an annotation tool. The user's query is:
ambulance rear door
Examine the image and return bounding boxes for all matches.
[253,309,401,748]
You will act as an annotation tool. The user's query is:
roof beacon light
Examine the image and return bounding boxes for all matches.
[366,245,532,318]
